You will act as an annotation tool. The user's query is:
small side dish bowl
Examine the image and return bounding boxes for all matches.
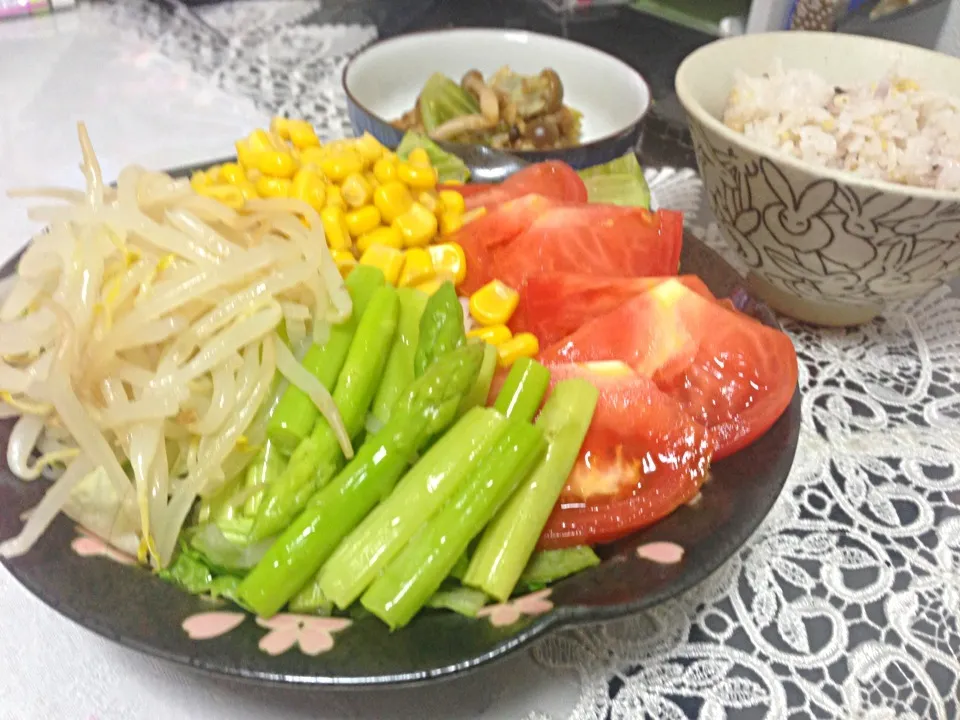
[343,28,651,169]
[676,32,960,326]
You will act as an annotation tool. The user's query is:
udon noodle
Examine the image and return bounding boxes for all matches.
[0,124,351,567]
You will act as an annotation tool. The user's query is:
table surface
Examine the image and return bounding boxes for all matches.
[3,3,960,719]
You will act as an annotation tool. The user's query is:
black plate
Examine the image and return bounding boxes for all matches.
[0,167,800,687]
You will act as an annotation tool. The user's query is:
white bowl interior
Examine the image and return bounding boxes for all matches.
[677,31,960,129]
[345,29,650,143]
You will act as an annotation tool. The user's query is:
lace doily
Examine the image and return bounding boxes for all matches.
[95,6,960,717]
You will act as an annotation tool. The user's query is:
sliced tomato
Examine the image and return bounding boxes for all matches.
[510,272,715,346]
[456,195,564,294]
[492,206,684,291]
[447,160,589,212]
[538,279,798,459]
[533,362,713,549]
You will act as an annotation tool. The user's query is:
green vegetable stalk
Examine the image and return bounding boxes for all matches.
[266,265,385,453]
[370,288,427,425]
[242,440,285,517]
[236,343,485,617]
[463,378,598,601]
[311,407,508,610]
[457,341,497,416]
[492,358,551,424]
[251,285,399,540]
[414,281,465,377]
[361,421,546,629]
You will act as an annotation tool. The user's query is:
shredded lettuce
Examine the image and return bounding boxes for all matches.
[158,542,242,602]
[578,153,651,209]
[517,546,601,592]
[427,585,488,617]
[397,132,470,184]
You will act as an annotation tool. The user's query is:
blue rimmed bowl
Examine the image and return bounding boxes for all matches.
[342,28,652,170]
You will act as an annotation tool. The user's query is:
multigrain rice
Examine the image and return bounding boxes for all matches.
[722,60,960,192]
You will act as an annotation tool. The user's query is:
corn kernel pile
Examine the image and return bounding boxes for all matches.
[195,117,538,367]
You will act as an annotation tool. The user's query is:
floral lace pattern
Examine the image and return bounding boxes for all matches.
[96,5,960,715]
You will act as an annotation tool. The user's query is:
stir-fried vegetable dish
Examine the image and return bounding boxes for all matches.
[393,68,582,151]
[0,118,798,630]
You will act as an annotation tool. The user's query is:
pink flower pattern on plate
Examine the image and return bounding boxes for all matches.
[182,611,246,640]
[636,541,685,564]
[70,526,137,566]
[255,614,353,656]
[476,589,553,627]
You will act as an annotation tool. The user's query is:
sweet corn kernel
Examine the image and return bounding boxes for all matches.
[190,170,213,192]
[219,162,246,185]
[365,170,380,188]
[398,248,435,288]
[374,181,414,224]
[414,273,456,296]
[427,243,467,286]
[341,173,374,208]
[372,157,398,184]
[345,206,382,238]
[331,249,357,278]
[438,190,465,215]
[248,128,275,152]
[319,207,353,251]
[205,165,223,183]
[356,226,403,253]
[382,150,397,162]
[320,152,364,182]
[300,146,326,168]
[467,324,512,346]
[325,185,345,209]
[246,168,262,184]
[255,176,292,199]
[394,202,438,247]
[418,190,440,214]
[356,133,385,165]
[497,333,539,368]
[288,120,320,149]
[359,245,405,285]
[407,147,432,167]
[439,211,464,237]
[257,150,299,179]
[270,117,291,139]
[470,280,519,326]
[196,184,245,210]
[234,180,259,202]
[291,169,326,212]
[397,161,437,190]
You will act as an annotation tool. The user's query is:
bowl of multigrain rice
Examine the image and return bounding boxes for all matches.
[676,31,960,325]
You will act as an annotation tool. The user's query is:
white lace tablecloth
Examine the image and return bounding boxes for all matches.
[2,3,959,719]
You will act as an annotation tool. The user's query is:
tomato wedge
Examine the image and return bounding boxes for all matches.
[510,272,715,346]
[534,362,713,549]
[444,160,588,212]
[538,279,798,459]
[492,206,684,291]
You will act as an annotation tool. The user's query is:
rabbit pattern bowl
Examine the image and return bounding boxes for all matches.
[676,32,960,326]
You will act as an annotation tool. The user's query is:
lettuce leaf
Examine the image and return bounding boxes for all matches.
[417,73,479,134]
[516,546,601,592]
[578,153,651,209]
[397,132,471,184]
[427,585,489,618]
[158,542,242,603]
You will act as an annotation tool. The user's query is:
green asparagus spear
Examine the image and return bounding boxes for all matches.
[370,288,428,424]
[312,407,508,609]
[250,286,399,540]
[361,421,546,629]
[413,281,465,377]
[287,577,334,615]
[492,358,551,423]
[242,440,285,517]
[457,341,497,416]
[267,266,385,453]
[464,379,598,601]
[236,343,485,617]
